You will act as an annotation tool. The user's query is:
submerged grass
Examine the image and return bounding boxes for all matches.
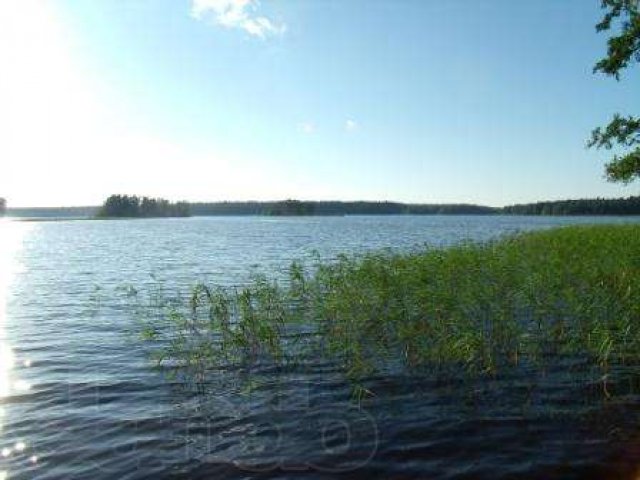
[136,225,640,396]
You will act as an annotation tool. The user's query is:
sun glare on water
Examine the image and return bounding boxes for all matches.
[0,220,31,399]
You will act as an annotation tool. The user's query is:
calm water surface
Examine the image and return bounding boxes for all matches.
[2,215,640,480]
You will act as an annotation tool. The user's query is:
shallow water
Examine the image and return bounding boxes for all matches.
[2,215,640,479]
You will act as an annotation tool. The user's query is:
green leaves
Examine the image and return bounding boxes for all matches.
[589,114,640,150]
[594,0,640,79]
[589,114,640,182]
[604,148,640,183]
[591,1,640,182]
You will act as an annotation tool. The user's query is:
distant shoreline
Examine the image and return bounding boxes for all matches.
[5,196,640,219]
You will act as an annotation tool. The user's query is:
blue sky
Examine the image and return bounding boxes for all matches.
[1,0,639,207]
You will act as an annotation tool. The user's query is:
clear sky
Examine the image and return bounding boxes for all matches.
[1,0,639,207]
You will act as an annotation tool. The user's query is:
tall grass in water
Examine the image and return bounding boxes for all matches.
[137,225,640,397]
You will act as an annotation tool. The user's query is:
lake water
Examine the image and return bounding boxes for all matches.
[2,215,640,480]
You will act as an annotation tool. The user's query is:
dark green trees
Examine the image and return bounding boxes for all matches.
[502,195,640,215]
[188,201,498,216]
[97,195,190,218]
[0,198,6,216]
[267,200,316,216]
[589,0,640,183]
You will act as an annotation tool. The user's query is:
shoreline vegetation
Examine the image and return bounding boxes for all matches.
[4,195,640,219]
[132,224,640,400]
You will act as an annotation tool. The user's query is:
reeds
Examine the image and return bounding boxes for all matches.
[136,225,640,393]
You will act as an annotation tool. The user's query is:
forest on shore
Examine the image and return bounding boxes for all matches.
[189,200,497,216]
[503,196,640,215]
[4,195,640,218]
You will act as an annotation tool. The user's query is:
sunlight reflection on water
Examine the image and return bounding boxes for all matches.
[0,220,31,418]
[1,215,640,479]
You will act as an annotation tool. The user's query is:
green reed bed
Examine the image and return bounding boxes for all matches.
[137,225,640,395]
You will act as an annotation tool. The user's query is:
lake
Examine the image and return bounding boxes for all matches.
[2,215,640,479]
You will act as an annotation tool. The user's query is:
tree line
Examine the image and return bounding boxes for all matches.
[0,198,5,216]
[191,198,640,216]
[5,195,640,218]
[97,195,190,218]
[189,200,498,216]
[503,196,640,215]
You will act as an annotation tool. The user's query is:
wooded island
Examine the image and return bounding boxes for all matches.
[96,195,190,218]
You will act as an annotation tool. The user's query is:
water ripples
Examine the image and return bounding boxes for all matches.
[2,216,640,479]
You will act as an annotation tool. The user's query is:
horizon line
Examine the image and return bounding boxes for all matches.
[4,194,640,211]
